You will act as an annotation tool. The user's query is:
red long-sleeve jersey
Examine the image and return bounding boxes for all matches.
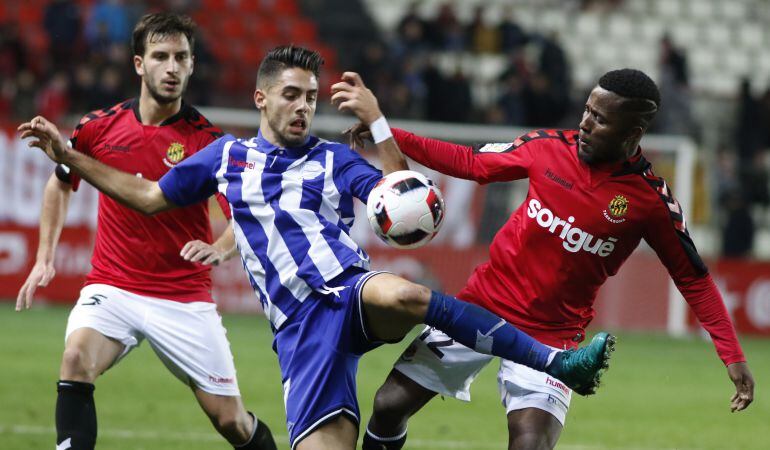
[394,128,745,365]
[61,99,230,303]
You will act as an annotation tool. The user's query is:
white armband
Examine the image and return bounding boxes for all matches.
[370,116,393,144]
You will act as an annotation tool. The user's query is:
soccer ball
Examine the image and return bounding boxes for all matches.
[366,170,445,249]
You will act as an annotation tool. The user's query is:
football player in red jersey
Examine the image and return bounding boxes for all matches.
[346,69,755,450]
[15,13,276,450]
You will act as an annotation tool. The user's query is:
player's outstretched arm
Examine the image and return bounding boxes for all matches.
[19,116,176,215]
[331,72,408,174]
[15,174,72,311]
[728,362,754,412]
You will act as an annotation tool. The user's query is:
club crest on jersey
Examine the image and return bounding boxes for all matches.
[603,195,628,223]
[163,142,186,167]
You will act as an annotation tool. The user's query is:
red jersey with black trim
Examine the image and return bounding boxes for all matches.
[65,98,231,303]
[394,127,745,365]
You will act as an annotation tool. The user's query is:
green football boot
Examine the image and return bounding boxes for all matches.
[546,332,616,396]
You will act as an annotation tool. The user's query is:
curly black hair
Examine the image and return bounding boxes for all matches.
[257,45,324,88]
[598,68,660,127]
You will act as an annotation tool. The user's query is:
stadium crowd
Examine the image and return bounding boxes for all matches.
[2,0,768,256]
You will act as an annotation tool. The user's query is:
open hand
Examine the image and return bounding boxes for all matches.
[727,361,754,412]
[331,72,383,125]
[18,116,69,163]
[181,240,226,266]
[16,261,56,311]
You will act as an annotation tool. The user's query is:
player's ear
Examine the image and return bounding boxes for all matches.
[134,55,144,77]
[254,88,266,111]
[624,125,644,147]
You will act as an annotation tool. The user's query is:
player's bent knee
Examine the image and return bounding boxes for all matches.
[60,347,97,382]
[389,282,431,316]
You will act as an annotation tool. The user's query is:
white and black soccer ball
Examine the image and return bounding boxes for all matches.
[366,170,445,249]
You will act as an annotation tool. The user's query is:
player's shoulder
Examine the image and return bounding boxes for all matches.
[73,99,134,136]
[178,103,224,141]
[473,129,578,154]
[637,163,674,200]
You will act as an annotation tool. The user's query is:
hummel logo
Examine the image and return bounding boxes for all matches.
[82,294,106,306]
[56,437,72,450]
[545,169,573,190]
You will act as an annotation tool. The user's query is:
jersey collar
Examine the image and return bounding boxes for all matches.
[130,98,189,126]
[253,129,319,157]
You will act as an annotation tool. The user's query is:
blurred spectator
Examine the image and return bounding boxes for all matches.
[395,2,431,57]
[735,79,763,164]
[660,34,688,86]
[496,71,527,125]
[656,34,693,135]
[353,41,392,95]
[44,0,82,70]
[715,150,757,257]
[431,3,465,51]
[441,67,472,122]
[422,60,447,121]
[498,7,528,52]
[95,65,126,106]
[466,5,500,54]
[85,0,131,54]
[36,72,70,123]
[13,70,38,121]
[69,64,101,113]
[0,23,28,78]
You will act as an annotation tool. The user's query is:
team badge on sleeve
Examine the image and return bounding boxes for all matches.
[476,142,514,153]
[163,142,186,167]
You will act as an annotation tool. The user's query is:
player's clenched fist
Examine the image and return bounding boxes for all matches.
[18,116,70,163]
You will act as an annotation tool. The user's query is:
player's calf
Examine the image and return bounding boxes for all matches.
[56,380,97,450]
[233,413,277,450]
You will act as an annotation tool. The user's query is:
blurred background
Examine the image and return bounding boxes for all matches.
[1,1,769,449]
[1,1,769,342]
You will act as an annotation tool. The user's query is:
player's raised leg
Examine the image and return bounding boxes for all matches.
[57,328,124,450]
[193,389,277,450]
[359,273,614,393]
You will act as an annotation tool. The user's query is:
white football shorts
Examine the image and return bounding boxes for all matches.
[65,283,240,396]
[394,326,572,425]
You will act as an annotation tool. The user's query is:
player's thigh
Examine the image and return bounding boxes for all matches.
[507,408,563,450]
[193,386,246,420]
[360,272,431,341]
[144,300,241,396]
[62,284,144,379]
[393,327,493,402]
[372,369,437,420]
[295,415,358,450]
[61,328,125,380]
[498,357,570,450]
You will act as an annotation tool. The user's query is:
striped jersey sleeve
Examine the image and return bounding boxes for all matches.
[158,135,227,207]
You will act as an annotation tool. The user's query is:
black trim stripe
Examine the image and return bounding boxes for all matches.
[472,129,578,154]
[641,169,708,276]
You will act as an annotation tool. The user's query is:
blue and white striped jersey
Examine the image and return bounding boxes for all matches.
[159,131,383,329]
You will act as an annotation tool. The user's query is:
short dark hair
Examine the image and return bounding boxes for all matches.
[598,68,660,127]
[132,13,196,57]
[257,45,324,88]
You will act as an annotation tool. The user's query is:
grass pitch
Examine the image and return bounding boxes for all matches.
[0,304,767,449]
